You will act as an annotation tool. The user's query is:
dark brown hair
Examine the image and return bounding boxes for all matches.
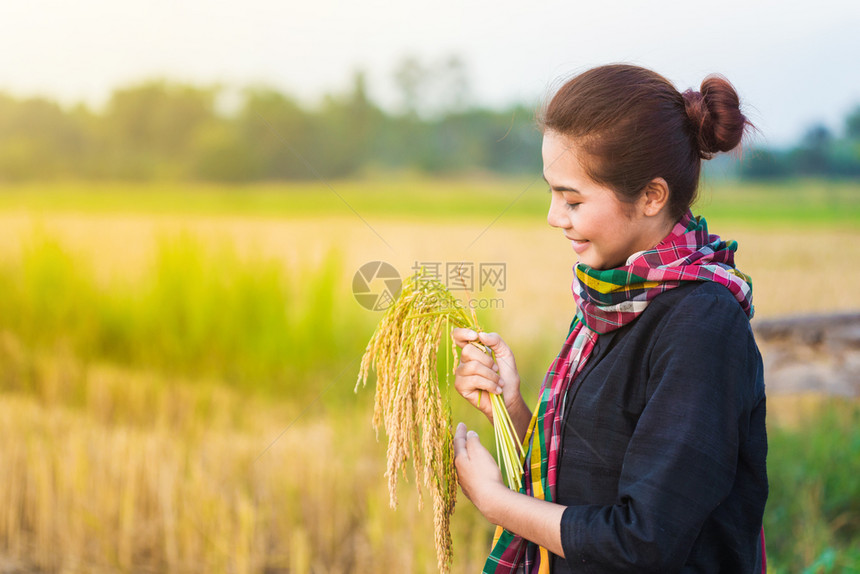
[539,64,751,220]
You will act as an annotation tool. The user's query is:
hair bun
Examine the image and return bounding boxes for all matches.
[683,75,748,159]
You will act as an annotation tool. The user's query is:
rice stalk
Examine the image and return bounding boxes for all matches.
[355,270,524,573]
[490,391,525,491]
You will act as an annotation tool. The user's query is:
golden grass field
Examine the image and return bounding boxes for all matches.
[0,324,493,573]
[1,211,857,326]
[0,181,858,572]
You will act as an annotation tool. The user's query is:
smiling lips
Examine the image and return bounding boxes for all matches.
[566,235,590,254]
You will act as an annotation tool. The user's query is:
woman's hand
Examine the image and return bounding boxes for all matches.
[451,328,524,423]
[453,421,566,555]
[453,422,508,518]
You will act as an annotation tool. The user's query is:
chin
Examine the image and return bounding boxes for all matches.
[582,260,615,271]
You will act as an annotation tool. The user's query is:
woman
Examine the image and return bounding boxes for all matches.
[451,64,768,573]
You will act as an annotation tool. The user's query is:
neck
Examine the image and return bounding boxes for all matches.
[638,211,678,253]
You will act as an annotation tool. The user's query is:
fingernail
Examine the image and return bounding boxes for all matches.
[467,430,478,439]
[495,386,502,394]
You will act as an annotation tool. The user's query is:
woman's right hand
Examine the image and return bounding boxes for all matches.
[451,328,524,423]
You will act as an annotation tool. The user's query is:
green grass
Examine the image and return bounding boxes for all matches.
[695,179,860,229]
[0,177,858,227]
[0,230,371,400]
[0,178,538,220]
[0,224,559,408]
[765,399,860,572]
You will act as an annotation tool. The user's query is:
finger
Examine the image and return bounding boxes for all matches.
[451,327,478,348]
[455,379,503,403]
[465,429,481,452]
[454,364,503,396]
[464,430,503,480]
[455,360,500,385]
[461,342,498,370]
[477,331,505,351]
[477,332,517,373]
[453,422,469,461]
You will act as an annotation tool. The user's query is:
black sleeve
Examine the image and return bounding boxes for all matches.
[558,290,759,572]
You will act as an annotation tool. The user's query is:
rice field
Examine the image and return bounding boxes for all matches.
[0,179,858,572]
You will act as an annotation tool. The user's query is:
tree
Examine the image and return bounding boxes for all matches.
[794,123,834,176]
[845,105,860,141]
[739,148,790,179]
[393,56,426,118]
[234,86,315,179]
[103,81,218,178]
[0,94,90,180]
[437,55,471,115]
[313,70,388,177]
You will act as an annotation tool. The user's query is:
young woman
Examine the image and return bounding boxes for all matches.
[451,64,768,573]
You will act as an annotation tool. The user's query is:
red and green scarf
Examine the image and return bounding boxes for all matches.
[483,210,755,573]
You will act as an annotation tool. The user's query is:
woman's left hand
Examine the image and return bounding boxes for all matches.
[454,423,567,556]
[453,422,508,519]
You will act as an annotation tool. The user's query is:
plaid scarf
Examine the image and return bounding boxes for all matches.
[483,210,754,573]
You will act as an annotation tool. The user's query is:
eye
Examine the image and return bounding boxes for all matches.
[548,186,581,210]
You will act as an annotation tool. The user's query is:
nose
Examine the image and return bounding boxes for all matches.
[546,192,569,229]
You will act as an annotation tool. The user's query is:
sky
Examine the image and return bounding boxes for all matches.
[1,0,859,147]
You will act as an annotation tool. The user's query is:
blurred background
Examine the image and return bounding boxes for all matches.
[0,1,858,572]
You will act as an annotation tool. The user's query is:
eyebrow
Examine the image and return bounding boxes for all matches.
[542,173,581,194]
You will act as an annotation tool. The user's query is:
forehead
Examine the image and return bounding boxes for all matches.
[541,130,572,154]
[541,131,586,184]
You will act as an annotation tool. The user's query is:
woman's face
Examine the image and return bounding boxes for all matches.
[542,131,667,270]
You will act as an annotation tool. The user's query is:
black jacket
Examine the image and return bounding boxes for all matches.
[550,281,768,573]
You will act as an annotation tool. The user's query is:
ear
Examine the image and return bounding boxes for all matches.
[641,177,670,217]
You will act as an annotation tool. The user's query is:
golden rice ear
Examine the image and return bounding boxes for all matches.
[355,271,521,574]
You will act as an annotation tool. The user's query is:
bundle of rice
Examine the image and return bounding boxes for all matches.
[355,270,523,573]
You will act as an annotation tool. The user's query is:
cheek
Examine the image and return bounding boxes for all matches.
[591,203,626,232]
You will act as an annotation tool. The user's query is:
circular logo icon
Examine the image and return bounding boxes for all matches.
[352,261,402,311]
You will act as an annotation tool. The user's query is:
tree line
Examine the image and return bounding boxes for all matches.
[0,63,542,182]
[741,109,860,179]
[0,65,858,182]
